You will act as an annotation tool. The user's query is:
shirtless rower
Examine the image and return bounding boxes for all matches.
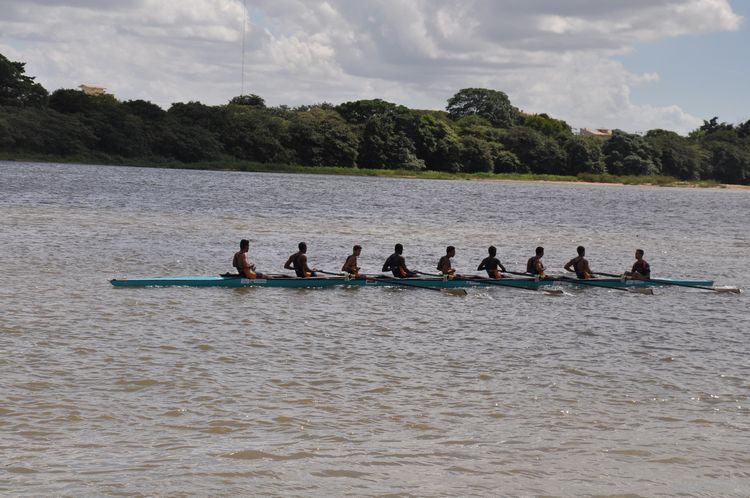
[624,249,651,280]
[437,246,457,277]
[284,242,317,277]
[477,246,506,279]
[526,246,546,277]
[382,244,417,278]
[232,239,268,278]
[342,245,362,277]
[564,245,593,279]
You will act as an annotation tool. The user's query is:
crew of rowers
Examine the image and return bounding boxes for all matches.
[233,239,652,281]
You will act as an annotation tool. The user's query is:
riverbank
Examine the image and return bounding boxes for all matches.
[2,153,741,188]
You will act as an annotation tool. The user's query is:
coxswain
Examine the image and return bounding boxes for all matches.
[526,246,546,277]
[284,242,317,277]
[232,239,267,278]
[564,245,593,279]
[437,246,457,277]
[477,245,506,279]
[382,243,417,278]
[342,245,362,277]
[625,249,651,279]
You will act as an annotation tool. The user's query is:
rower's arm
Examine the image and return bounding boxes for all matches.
[477,260,486,271]
[283,255,294,270]
[563,259,574,272]
[499,262,506,272]
[382,258,391,272]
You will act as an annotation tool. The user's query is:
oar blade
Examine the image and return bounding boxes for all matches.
[542,289,565,296]
[443,288,468,296]
[630,287,654,295]
[715,287,741,294]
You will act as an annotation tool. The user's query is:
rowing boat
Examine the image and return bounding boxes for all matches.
[109,275,550,289]
[109,275,714,289]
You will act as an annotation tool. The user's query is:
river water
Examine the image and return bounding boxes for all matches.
[1,161,749,496]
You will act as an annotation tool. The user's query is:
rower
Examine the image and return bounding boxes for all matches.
[382,244,417,278]
[564,245,593,279]
[624,249,651,280]
[526,246,546,277]
[437,246,457,278]
[232,239,268,278]
[284,242,317,277]
[342,245,362,277]
[477,245,506,279]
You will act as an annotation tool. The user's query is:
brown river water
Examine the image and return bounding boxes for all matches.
[1,161,749,496]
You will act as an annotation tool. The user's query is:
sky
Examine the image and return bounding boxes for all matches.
[0,0,747,134]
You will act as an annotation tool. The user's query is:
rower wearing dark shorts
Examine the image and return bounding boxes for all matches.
[437,246,457,277]
[564,245,593,279]
[625,249,650,279]
[233,239,268,278]
[382,244,417,278]
[477,246,506,279]
[342,245,362,277]
[526,246,545,277]
[284,242,317,277]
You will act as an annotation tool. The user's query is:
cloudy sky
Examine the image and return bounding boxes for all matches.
[0,0,747,134]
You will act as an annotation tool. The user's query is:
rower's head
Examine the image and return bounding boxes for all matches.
[298,242,307,253]
[635,249,644,260]
[488,245,497,257]
[240,239,249,251]
[395,243,403,254]
[353,245,362,255]
[447,246,455,257]
[535,246,544,257]
[577,245,585,256]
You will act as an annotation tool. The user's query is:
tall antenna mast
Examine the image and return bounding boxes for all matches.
[240,0,247,96]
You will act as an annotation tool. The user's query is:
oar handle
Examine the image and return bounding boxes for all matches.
[593,271,624,278]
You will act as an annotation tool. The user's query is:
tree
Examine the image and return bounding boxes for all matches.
[446,88,519,128]
[358,113,423,170]
[410,113,462,172]
[0,53,48,107]
[602,130,660,176]
[497,126,567,174]
[563,136,605,174]
[286,107,358,167]
[523,113,573,138]
[459,136,494,173]
[229,94,266,107]
[122,99,166,121]
[645,129,706,180]
[335,99,403,124]
[49,88,94,114]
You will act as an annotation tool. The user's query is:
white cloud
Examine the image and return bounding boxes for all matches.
[0,0,743,133]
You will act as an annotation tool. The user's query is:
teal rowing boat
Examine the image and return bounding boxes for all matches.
[109,275,714,289]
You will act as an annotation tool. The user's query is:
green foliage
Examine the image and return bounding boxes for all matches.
[229,94,266,107]
[497,126,567,174]
[459,136,494,173]
[287,107,358,167]
[447,88,519,128]
[358,113,424,170]
[1,51,748,184]
[411,113,462,172]
[0,54,48,107]
[645,129,706,180]
[523,113,572,138]
[602,130,660,176]
[563,136,605,174]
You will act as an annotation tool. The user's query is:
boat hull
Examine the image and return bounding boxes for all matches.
[110,275,549,289]
[110,275,715,289]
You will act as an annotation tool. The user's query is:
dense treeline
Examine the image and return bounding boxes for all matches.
[1,53,749,183]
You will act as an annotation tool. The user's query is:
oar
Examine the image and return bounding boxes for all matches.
[317,270,346,276]
[368,276,467,296]
[592,272,740,294]
[557,275,653,295]
[474,277,564,296]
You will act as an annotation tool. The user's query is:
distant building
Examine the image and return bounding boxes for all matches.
[78,84,107,96]
[579,128,612,137]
